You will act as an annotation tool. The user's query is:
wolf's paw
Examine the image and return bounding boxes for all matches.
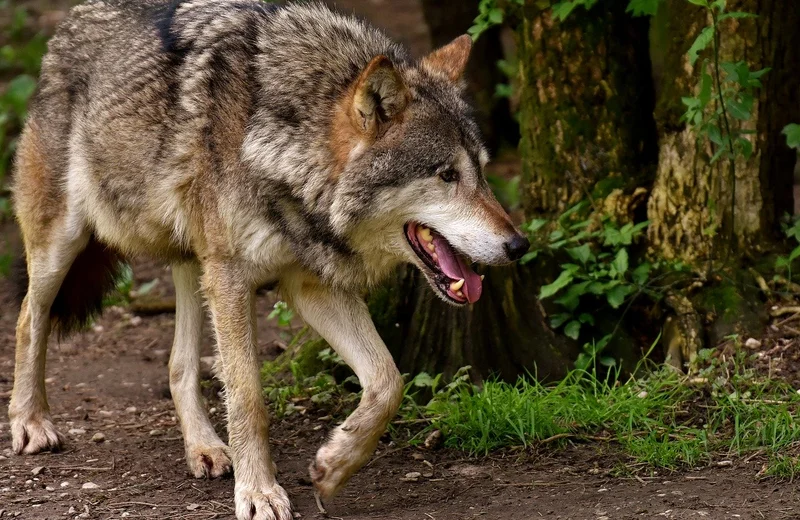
[234,483,293,520]
[11,415,64,455]
[310,440,370,499]
[186,443,232,479]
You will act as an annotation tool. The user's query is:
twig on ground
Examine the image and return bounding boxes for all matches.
[539,433,611,444]
[770,306,800,318]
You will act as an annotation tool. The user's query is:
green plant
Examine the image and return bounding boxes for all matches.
[420,349,800,478]
[523,202,652,346]
[775,216,800,281]
[551,0,663,21]
[261,334,357,418]
[678,1,766,249]
[268,301,294,328]
[784,123,800,150]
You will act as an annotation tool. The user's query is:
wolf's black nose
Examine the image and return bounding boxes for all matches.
[504,234,530,261]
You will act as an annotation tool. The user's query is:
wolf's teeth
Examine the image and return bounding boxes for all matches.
[427,243,435,253]
[480,275,485,281]
[450,279,465,292]
[457,291,464,298]
[419,227,433,243]
[432,253,439,263]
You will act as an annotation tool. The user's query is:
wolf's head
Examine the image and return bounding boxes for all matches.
[330,36,529,306]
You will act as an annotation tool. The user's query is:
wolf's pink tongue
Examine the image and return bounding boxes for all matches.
[431,235,483,303]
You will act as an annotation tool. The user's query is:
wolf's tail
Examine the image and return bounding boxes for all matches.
[13,236,125,337]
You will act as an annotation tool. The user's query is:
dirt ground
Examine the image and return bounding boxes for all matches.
[0,260,799,520]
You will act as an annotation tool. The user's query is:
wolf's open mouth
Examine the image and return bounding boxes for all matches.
[404,222,483,304]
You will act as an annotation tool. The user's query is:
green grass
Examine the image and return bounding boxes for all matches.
[415,354,800,477]
[264,333,800,479]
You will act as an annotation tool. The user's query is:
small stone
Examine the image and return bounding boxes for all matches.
[68,428,86,435]
[81,482,100,490]
[637,391,648,399]
[149,429,164,437]
[125,407,137,414]
[68,507,76,514]
[91,433,105,443]
[60,482,70,488]
[403,472,421,482]
[98,410,114,417]
[745,338,762,349]
[45,486,54,492]
[186,504,201,511]
[31,467,45,477]
[424,430,443,450]
[129,316,143,326]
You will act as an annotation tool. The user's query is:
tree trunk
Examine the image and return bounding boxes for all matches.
[371,2,656,380]
[646,0,800,263]
[518,3,657,218]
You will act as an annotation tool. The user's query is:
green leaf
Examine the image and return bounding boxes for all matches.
[625,0,662,16]
[539,270,574,299]
[706,123,724,145]
[599,356,617,368]
[520,251,539,265]
[566,244,593,264]
[718,11,757,21]
[727,98,752,121]
[2,74,37,118]
[412,372,435,388]
[564,320,582,340]
[550,313,572,329]
[687,0,709,5]
[737,137,753,160]
[494,83,514,99]
[587,281,605,295]
[688,26,714,66]
[632,263,651,285]
[488,7,504,24]
[578,313,595,325]
[555,281,590,312]
[606,285,633,309]
[783,124,800,150]
[612,248,629,276]
[526,218,548,234]
[551,2,580,21]
[698,70,713,107]
[790,245,800,263]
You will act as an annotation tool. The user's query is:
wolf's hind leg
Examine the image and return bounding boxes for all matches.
[169,262,232,478]
[288,281,404,499]
[10,220,90,455]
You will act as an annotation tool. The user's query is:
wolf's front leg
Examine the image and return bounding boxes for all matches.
[288,280,404,499]
[202,262,292,520]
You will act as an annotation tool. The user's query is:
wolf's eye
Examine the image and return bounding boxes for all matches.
[439,169,459,183]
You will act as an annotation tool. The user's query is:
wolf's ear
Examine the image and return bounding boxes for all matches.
[421,35,472,82]
[350,55,409,137]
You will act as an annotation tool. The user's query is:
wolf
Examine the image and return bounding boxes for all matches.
[8,1,530,518]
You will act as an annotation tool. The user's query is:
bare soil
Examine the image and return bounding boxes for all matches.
[0,261,799,520]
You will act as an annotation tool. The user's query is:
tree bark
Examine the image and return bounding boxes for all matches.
[519,3,658,218]
[646,0,800,263]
